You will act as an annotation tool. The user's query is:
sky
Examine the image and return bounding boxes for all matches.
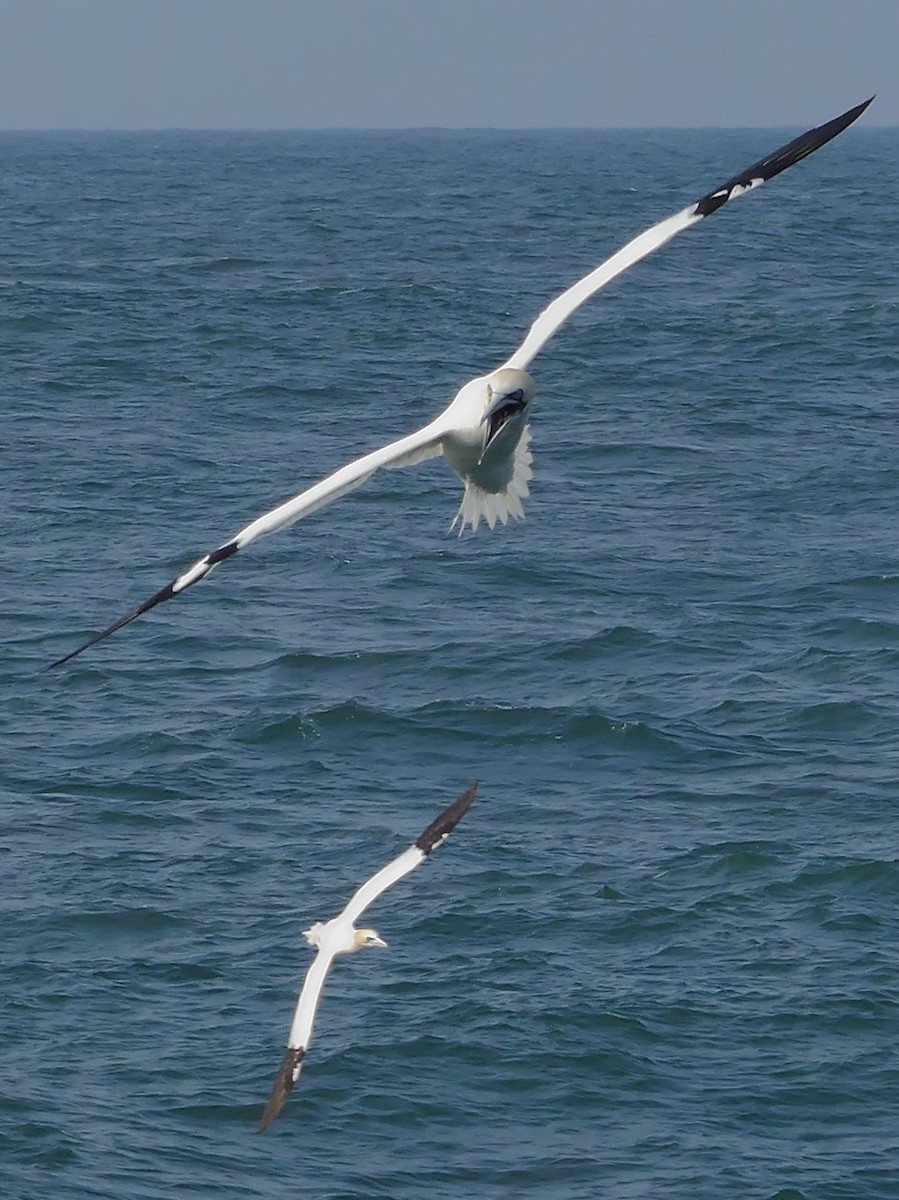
[0,0,894,129]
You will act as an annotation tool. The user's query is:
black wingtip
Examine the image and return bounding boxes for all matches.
[257,1046,305,1132]
[693,96,873,219]
[416,782,479,855]
[48,580,179,669]
[47,541,240,670]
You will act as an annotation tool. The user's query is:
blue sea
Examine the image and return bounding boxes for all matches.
[3,122,898,1198]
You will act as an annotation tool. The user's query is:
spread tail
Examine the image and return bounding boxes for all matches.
[451,426,533,534]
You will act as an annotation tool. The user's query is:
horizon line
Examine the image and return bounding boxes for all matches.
[1,121,893,135]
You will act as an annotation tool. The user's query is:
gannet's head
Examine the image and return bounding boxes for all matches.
[480,368,536,452]
[352,928,388,951]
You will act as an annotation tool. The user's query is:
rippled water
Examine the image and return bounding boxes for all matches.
[3,125,898,1198]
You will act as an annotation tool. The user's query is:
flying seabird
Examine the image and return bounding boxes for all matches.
[257,781,478,1132]
[51,97,872,668]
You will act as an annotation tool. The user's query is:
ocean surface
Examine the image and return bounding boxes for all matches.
[3,122,898,1199]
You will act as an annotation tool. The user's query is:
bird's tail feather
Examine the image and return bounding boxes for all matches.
[451,426,533,534]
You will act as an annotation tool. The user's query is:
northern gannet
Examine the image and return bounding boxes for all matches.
[51,98,872,668]
[257,782,478,1131]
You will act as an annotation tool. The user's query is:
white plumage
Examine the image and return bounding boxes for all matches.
[51,98,872,668]
[257,782,478,1132]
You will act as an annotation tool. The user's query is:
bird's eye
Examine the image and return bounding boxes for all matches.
[508,388,524,402]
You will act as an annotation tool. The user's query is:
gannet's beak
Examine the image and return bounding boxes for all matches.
[370,934,388,948]
[479,387,505,427]
[479,386,528,462]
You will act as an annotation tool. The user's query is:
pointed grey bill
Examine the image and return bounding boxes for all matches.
[481,392,528,458]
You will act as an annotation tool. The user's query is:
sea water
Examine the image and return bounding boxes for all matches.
[2,124,898,1198]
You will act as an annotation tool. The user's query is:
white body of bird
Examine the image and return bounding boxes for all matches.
[50,98,873,668]
[257,785,477,1132]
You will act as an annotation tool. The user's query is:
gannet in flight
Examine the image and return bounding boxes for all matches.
[257,782,477,1131]
[51,97,872,668]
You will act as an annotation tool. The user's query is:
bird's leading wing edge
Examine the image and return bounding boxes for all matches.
[258,947,336,1131]
[257,784,477,1129]
[50,421,445,669]
[342,782,479,925]
[503,96,873,371]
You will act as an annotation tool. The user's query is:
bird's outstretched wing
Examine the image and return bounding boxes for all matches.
[342,781,479,925]
[502,96,873,373]
[50,419,446,668]
[257,783,477,1131]
[257,948,335,1132]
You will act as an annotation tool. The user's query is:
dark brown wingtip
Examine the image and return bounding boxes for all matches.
[415,782,479,855]
[257,1046,306,1132]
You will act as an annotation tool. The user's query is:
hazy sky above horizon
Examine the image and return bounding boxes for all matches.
[1,0,893,130]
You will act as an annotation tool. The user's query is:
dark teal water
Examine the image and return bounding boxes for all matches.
[3,126,898,1199]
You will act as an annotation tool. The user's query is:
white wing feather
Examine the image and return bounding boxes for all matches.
[502,97,874,372]
[501,204,700,372]
[283,812,468,1054]
[287,947,338,1051]
[48,419,447,667]
[341,845,425,925]
[233,420,446,550]
[259,784,477,1130]
[284,788,474,1050]
[55,100,872,671]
